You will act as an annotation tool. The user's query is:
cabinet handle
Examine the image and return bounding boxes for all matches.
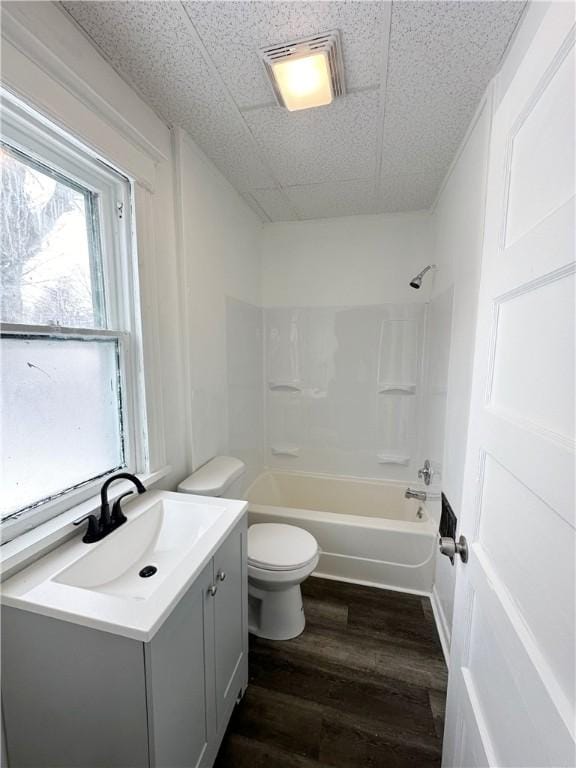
[217,570,227,582]
[208,584,218,597]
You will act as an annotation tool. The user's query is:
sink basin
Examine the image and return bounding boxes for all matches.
[54,496,226,600]
[1,490,247,641]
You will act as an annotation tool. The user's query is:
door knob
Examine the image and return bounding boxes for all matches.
[207,584,218,597]
[418,459,433,486]
[439,535,468,565]
[217,570,226,582]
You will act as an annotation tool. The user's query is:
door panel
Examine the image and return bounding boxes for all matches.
[443,4,575,766]
[467,570,559,767]
[213,520,247,731]
[505,45,575,245]
[490,272,575,439]
[468,594,546,766]
[478,454,575,700]
[480,406,574,524]
[457,668,493,768]
[468,547,574,765]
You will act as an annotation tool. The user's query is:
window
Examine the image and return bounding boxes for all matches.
[1,92,146,537]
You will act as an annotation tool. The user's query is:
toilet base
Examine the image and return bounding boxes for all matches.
[248,583,306,640]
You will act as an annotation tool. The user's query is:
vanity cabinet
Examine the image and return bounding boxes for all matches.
[1,516,248,768]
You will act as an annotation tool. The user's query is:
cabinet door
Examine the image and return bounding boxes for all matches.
[213,519,248,732]
[2,607,149,768]
[146,561,216,768]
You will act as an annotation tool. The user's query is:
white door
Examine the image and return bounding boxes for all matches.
[442,4,575,767]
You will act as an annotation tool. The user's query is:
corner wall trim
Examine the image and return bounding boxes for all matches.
[430,585,451,666]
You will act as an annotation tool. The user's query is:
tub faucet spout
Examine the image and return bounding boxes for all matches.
[405,488,426,501]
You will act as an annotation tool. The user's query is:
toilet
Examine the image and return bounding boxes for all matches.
[178,456,319,641]
[247,522,319,640]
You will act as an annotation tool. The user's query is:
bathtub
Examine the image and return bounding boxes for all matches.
[246,470,437,594]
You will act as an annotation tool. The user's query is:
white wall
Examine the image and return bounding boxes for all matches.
[428,97,492,650]
[176,130,264,489]
[261,212,433,307]
[226,298,264,490]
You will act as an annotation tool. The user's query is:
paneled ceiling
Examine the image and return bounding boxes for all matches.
[62,1,525,222]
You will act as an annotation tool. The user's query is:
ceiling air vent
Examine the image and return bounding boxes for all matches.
[260,30,345,112]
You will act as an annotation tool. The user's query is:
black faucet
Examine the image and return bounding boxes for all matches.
[74,472,147,543]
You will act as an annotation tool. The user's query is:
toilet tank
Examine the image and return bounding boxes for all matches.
[177,456,246,497]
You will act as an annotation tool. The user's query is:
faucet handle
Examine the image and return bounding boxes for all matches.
[418,459,433,486]
[111,491,133,527]
[73,514,100,543]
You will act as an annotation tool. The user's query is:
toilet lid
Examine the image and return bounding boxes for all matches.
[248,524,318,572]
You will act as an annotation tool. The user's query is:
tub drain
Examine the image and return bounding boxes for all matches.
[139,565,158,578]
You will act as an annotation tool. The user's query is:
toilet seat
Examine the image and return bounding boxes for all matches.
[248,523,318,572]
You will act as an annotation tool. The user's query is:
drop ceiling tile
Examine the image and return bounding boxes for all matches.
[380,1,525,183]
[63,2,221,126]
[380,113,461,176]
[245,90,379,187]
[179,103,275,191]
[378,169,445,213]
[250,189,298,222]
[63,0,275,190]
[182,1,389,109]
[388,1,526,92]
[285,179,377,220]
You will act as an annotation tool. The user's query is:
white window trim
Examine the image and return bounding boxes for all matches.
[1,91,151,538]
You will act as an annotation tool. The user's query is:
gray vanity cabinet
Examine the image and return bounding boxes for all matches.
[1,516,248,768]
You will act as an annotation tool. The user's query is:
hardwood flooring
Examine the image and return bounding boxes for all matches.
[215,577,448,768]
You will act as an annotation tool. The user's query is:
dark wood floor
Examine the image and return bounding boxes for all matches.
[215,577,448,768]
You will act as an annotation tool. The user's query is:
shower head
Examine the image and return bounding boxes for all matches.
[409,264,436,289]
[409,275,423,290]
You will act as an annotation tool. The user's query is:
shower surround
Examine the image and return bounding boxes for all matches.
[264,303,427,481]
[225,297,438,486]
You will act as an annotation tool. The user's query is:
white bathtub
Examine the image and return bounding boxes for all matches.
[246,470,437,594]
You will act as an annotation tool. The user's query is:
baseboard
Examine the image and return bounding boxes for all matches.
[429,585,451,665]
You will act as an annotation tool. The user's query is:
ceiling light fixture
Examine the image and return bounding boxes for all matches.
[261,31,345,112]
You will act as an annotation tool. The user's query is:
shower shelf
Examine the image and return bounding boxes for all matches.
[268,382,302,392]
[377,383,416,395]
[376,453,410,466]
[271,445,301,457]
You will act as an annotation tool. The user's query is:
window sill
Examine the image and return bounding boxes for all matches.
[0,466,172,581]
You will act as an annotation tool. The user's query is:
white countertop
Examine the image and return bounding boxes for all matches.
[1,491,247,642]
